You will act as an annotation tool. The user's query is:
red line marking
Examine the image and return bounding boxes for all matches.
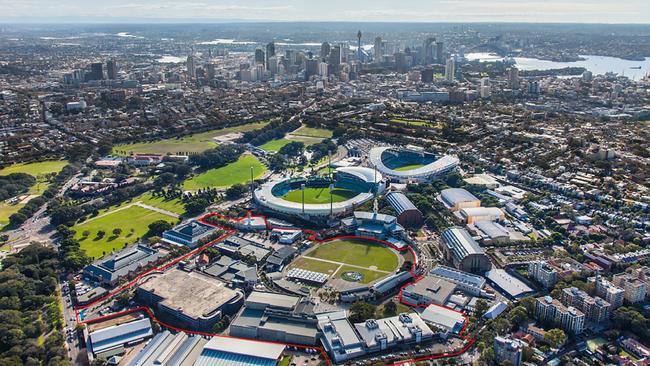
[75,211,475,365]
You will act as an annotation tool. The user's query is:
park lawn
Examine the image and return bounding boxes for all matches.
[291,126,333,139]
[73,205,177,260]
[0,160,68,177]
[138,192,186,215]
[0,244,11,252]
[335,265,387,284]
[0,203,23,229]
[258,138,292,152]
[288,257,339,275]
[306,239,398,272]
[375,302,413,317]
[183,155,266,190]
[390,119,430,126]
[112,121,271,156]
[282,187,357,204]
[393,164,426,172]
[278,356,292,366]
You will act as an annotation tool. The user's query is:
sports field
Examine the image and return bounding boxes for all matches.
[73,205,177,260]
[182,154,266,190]
[305,239,399,272]
[393,164,426,171]
[281,187,358,204]
[389,119,444,129]
[112,121,270,156]
[0,160,68,177]
[288,257,340,274]
[334,265,388,284]
[259,136,326,152]
[290,126,333,139]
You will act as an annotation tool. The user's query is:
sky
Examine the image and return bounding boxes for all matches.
[1,0,649,24]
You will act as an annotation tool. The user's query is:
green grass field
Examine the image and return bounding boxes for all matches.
[182,155,266,190]
[393,164,426,171]
[74,205,177,260]
[282,187,358,204]
[0,160,68,229]
[335,265,387,284]
[389,119,444,129]
[112,121,271,156]
[0,160,68,177]
[138,192,186,215]
[291,126,333,139]
[306,239,398,272]
[258,138,292,152]
[288,257,339,274]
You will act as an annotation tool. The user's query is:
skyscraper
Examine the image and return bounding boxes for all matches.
[265,42,275,69]
[507,67,520,89]
[106,59,117,80]
[374,37,383,64]
[445,58,455,82]
[305,59,319,80]
[88,62,103,81]
[421,67,434,83]
[436,41,444,64]
[320,42,331,60]
[422,37,435,64]
[254,49,265,66]
[187,55,196,79]
[328,45,341,74]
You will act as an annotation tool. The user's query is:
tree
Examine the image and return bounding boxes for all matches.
[544,328,566,348]
[481,347,495,364]
[147,220,173,237]
[383,301,397,317]
[96,230,106,239]
[225,183,248,200]
[349,301,376,323]
[508,305,529,327]
[112,228,122,237]
[475,298,489,316]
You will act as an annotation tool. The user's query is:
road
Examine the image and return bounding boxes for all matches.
[4,173,82,253]
[59,277,84,365]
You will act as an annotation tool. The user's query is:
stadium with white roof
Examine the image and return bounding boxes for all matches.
[368,146,459,183]
[254,166,385,220]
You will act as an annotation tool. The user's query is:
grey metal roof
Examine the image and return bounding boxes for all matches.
[386,191,419,215]
[440,188,479,206]
[90,318,152,354]
[441,226,485,260]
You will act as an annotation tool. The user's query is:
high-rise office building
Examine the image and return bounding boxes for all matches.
[265,42,275,69]
[328,46,341,75]
[508,67,520,89]
[374,37,383,64]
[445,58,455,82]
[421,68,434,83]
[320,42,331,60]
[87,62,103,81]
[305,59,319,80]
[422,37,435,65]
[187,56,196,79]
[480,77,491,98]
[205,63,216,80]
[436,41,444,63]
[106,59,118,80]
[254,49,265,66]
[395,53,408,73]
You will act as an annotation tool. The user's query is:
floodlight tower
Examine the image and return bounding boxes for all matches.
[301,183,306,214]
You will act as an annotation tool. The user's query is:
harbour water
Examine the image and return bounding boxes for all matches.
[465,52,650,80]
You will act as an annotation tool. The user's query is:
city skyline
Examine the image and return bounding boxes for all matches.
[1,0,649,24]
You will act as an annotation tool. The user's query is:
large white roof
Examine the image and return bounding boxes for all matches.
[368,146,459,180]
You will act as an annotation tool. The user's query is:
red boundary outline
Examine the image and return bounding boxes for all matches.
[74,211,475,365]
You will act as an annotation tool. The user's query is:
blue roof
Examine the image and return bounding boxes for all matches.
[193,350,277,366]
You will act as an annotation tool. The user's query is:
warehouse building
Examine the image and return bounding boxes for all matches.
[458,207,505,224]
[440,227,492,274]
[439,188,480,212]
[429,266,487,297]
[193,336,286,366]
[386,191,423,227]
[127,330,208,366]
[88,318,153,358]
[420,304,466,335]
